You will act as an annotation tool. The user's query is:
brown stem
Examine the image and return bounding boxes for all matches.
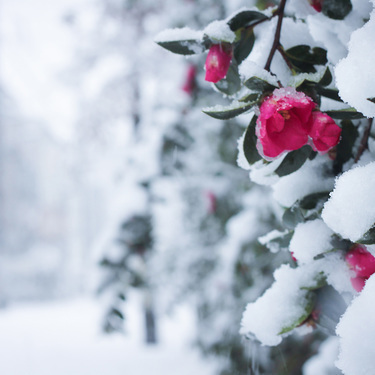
[355,118,373,163]
[264,0,287,72]
[276,45,295,73]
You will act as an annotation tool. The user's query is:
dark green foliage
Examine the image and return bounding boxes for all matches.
[333,120,358,174]
[156,38,208,55]
[233,28,255,64]
[203,100,258,120]
[357,226,375,244]
[227,10,269,31]
[322,0,352,20]
[244,76,278,92]
[285,45,327,73]
[214,60,242,95]
[243,116,262,165]
[325,108,365,120]
[274,146,314,177]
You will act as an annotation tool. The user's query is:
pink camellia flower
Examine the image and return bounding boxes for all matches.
[205,44,232,83]
[309,112,342,153]
[256,87,316,159]
[182,65,196,95]
[345,245,375,292]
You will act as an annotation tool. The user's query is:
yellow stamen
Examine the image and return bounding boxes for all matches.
[279,110,291,120]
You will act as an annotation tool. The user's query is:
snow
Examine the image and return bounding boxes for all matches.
[336,274,375,375]
[154,27,203,43]
[335,4,375,117]
[203,20,236,43]
[303,336,340,375]
[290,219,334,264]
[240,262,323,346]
[322,162,375,242]
[239,60,278,87]
[273,157,335,207]
[0,296,216,375]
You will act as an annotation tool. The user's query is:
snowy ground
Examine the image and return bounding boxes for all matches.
[0,295,217,375]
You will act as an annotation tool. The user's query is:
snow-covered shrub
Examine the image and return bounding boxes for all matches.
[157,0,375,373]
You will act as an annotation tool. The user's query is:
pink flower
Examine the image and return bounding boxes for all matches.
[309,112,341,153]
[345,245,375,292]
[182,65,196,95]
[256,88,316,159]
[205,44,232,83]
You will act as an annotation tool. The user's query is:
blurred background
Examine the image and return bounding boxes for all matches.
[0,1,325,374]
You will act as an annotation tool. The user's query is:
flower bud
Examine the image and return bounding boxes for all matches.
[205,44,232,83]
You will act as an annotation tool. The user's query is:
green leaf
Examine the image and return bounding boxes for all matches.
[357,226,375,245]
[282,204,304,229]
[319,67,333,87]
[316,88,343,102]
[286,45,327,73]
[367,97,375,104]
[244,76,278,92]
[234,28,255,64]
[243,116,262,165]
[333,120,358,174]
[214,60,241,95]
[299,192,330,210]
[202,101,257,120]
[156,39,206,55]
[325,108,365,120]
[227,10,269,31]
[274,145,313,177]
[287,45,327,65]
[322,0,352,20]
[239,93,260,103]
[266,231,293,251]
[278,292,315,335]
[300,272,326,291]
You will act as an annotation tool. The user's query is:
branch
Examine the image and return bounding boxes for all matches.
[264,0,287,72]
[355,118,373,163]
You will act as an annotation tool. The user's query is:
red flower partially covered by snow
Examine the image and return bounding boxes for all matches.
[309,0,323,12]
[205,44,232,83]
[345,245,375,292]
[256,87,341,159]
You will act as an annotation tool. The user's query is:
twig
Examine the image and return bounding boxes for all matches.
[355,118,373,163]
[264,0,287,72]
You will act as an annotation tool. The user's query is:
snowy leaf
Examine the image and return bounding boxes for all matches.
[278,291,315,335]
[202,101,257,120]
[325,108,365,120]
[244,76,278,92]
[274,145,314,177]
[282,203,304,229]
[322,0,352,20]
[356,227,375,245]
[243,116,262,165]
[261,230,293,253]
[299,192,330,210]
[227,10,269,31]
[156,39,207,55]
